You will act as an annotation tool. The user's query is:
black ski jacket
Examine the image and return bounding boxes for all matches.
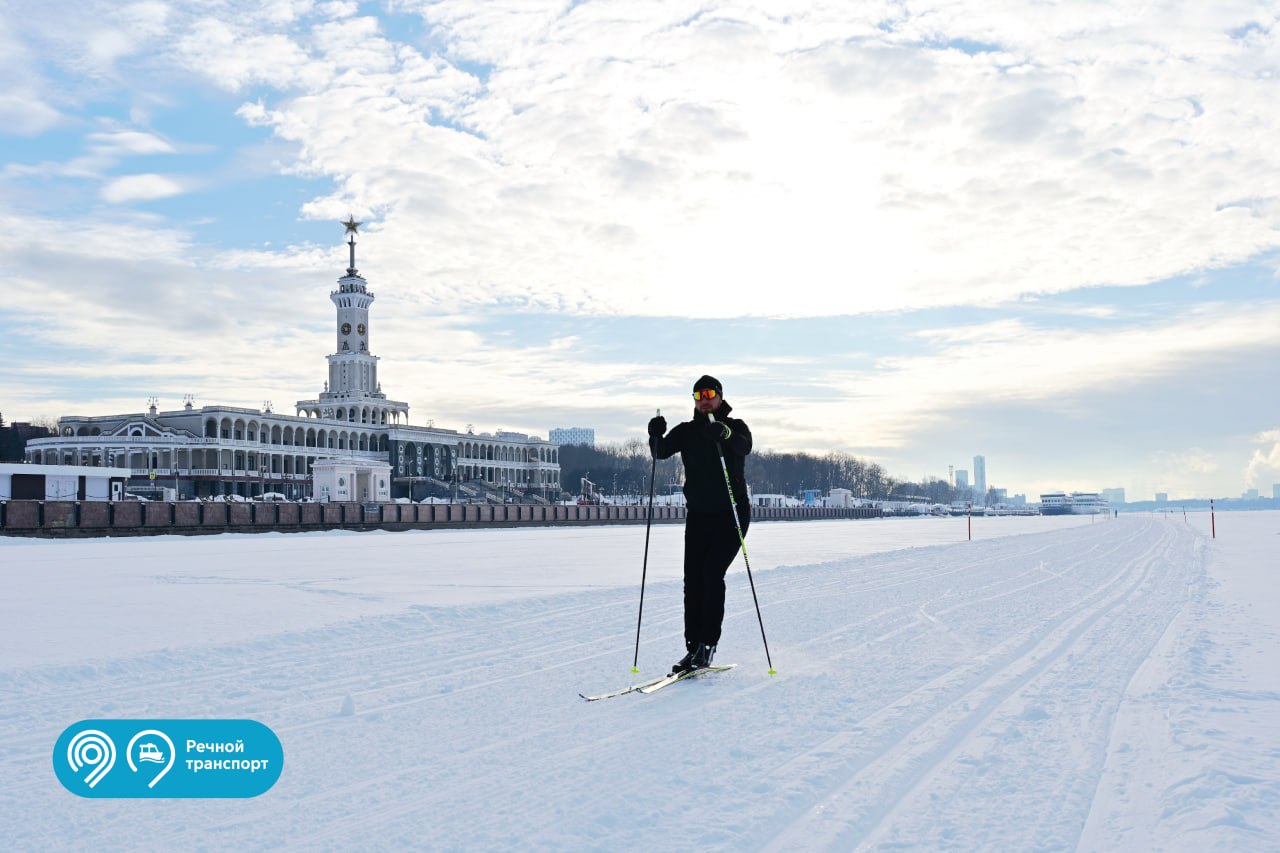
[649,401,752,512]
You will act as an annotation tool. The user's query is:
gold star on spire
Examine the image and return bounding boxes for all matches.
[341,215,361,235]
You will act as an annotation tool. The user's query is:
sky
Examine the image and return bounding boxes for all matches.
[2,0,1279,502]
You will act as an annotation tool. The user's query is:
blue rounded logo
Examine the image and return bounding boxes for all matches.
[54,719,283,798]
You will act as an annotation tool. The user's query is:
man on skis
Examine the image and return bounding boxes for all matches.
[647,375,753,675]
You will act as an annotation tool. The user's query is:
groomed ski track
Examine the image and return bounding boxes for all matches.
[1,515,1211,850]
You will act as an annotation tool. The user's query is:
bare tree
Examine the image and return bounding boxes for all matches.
[29,415,62,431]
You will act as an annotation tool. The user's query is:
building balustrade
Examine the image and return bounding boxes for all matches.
[109,466,352,479]
[30,434,389,453]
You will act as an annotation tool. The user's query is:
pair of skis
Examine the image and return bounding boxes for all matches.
[579,664,736,702]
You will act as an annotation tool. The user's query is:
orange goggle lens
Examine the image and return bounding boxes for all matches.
[693,388,718,400]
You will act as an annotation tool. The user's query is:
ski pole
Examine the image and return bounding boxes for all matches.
[632,409,660,674]
[709,412,776,674]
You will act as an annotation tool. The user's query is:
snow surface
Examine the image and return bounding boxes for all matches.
[1,512,1276,851]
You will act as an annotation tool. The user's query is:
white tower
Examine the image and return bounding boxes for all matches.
[304,218,409,424]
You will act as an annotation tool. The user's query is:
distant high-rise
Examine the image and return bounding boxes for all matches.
[973,455,986,496]
[550,427,595,447]
[1102,487,1126,505]
[955,469,969,491]
[1274,484,1280,500]
[1155,492,1168,503]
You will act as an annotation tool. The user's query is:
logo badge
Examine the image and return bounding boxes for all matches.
[66,730,116,788]
[54,720,282,798]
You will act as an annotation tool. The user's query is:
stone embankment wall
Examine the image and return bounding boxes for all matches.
[0,501,881,538]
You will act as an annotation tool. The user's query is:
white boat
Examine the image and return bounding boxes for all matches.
[1040,491,1109,515]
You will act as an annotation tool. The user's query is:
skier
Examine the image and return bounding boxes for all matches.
[648,375,752,674]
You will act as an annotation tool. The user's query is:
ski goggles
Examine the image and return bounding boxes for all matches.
[692,388,719,400]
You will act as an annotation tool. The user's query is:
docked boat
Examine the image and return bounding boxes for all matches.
[1039,491,1109,515]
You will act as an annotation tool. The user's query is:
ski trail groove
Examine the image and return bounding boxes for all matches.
[759,518,1189,851]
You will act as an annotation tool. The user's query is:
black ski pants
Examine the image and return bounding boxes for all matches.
[682,507,750,649]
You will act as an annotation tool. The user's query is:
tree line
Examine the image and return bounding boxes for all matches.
[0,413,55,463]
[558,440,980,503]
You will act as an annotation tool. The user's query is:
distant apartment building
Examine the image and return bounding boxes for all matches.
[1274,484,1280,500]
[955,469,969,491]
[1155,492,1168,503]
[1102,487,1126,505]
[1243,488,1260,500]
[549,427,596,447]
[973,455,986,496]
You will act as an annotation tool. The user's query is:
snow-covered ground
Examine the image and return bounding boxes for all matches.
[1,512,1276,851]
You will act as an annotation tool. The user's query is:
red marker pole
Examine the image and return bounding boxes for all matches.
[1211,498,1216,539]
[967,503,972,541]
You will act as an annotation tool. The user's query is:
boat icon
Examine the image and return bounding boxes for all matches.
[137,742,165,764]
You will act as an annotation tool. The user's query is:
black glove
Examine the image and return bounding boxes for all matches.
[705,419,731,442]
[647,415,667,437]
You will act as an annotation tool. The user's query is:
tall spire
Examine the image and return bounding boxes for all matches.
[341,215,361,276]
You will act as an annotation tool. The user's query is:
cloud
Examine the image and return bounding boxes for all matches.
[171,17,333,92]
[1,210,333,422]
[154,0,1278,319]
[1152,448,1220,477]
[13,2,1279,316]
[87,130,175,156]
[0,93,64,136]
[736,300,1280,455]
[100,173,189,202]
[9,1,172,78]
[1245,429,1280,489]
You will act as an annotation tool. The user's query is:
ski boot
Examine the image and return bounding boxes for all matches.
[670,644,695,675]
[690,642,716,669]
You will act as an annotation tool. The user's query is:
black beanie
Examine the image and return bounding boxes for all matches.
[693,375,722,394]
